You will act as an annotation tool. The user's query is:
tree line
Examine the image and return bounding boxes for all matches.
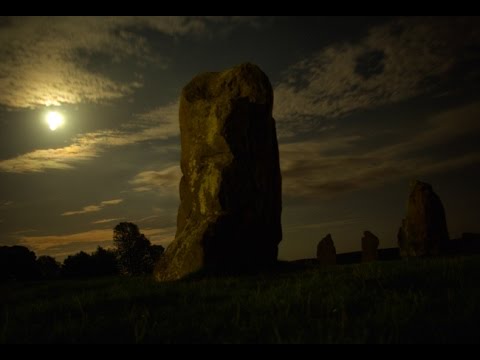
[0,222,164,281]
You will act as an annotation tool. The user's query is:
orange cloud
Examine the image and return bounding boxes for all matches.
[0,102,179,173]
[62,199,123,216]
[18,226,175,258]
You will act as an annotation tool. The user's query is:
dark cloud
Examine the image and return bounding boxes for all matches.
[281,101,480,199]
[0,17,260,108]
[274,17,480,137]
[354,50,385,79]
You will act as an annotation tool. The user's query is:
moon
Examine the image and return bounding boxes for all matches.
[46,111,64,131]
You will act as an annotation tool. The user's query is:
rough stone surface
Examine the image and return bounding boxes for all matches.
[317,234,336,266]
[155,63,282,281]
[398,180,449,257]
[361,231,379,262]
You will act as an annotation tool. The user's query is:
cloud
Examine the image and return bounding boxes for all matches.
[0,142,99,173]
[135,215,159,223]
[19,229,114,253]
[274,17,480,137]
[100,199,123,206]
[18,226,175,258]
[0,17,260,109]
[142,227,176,246]
[129,101,180,139]
[0,102,179,173]
[9,229,38,235]
[281,101,480,199]
[62,198,123,216]
[130,165,181,193]
[92,218,124,225]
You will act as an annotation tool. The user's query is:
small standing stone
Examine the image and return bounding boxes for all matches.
[398,180,449,257]
[361,231,379,262]
[317,234,336,266]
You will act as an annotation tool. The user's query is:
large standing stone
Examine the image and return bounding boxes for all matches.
[155,63,282,281]
[361,231,379,262]
[317,234,336,266]
[398,180,449,257]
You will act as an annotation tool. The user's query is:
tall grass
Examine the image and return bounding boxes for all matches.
[1,256,480,343]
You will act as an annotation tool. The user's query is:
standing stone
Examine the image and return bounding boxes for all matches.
[361,231,379,262]
[155,63,282,281]
[398,180,449,257]
[317,234,336,266]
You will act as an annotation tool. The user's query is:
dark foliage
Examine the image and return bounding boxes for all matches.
[62,247,119,278]
[113,222,162,275]
[62,251,92,278]
[91,247,118,276]
[37,256,61,280]
[0,245,39,281]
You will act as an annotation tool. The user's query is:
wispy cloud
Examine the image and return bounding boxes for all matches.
[62,198,123,216]
[0,17,260,109]
[274,17,480,137]
[135,215,159,223]
[19,229,114,253]
[129,165,181,193]
[281,101,480,199]
[0,102,179,173]
[9,229,38,235]
[18,226,175,258]
[0,142,99,173]
[100,199,123,206]
[143,227,176,246]
[128,101,180,140]
[92,218,124,224]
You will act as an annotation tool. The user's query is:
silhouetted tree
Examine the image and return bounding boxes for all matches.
[62,247,120,278]
[113,222,157,275]
[37,255,61,280]
[0,246,39,281]
[62,251,92,278]
[91,246,118,276]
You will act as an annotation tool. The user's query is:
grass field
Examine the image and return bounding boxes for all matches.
[1,256,480,343]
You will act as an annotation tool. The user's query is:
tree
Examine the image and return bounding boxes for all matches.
[0,245,39,281]
[113,222,155,275]
[61,247,119,278]
[62,251,92,278]
[91,246,118,276]
[37,255,61,279]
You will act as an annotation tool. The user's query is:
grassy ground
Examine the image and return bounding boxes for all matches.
[1,256,480,343]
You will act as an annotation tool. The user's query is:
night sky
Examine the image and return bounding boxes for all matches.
[1,16,480,261]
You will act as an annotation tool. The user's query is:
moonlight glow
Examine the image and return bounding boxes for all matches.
[46,111,64,131]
